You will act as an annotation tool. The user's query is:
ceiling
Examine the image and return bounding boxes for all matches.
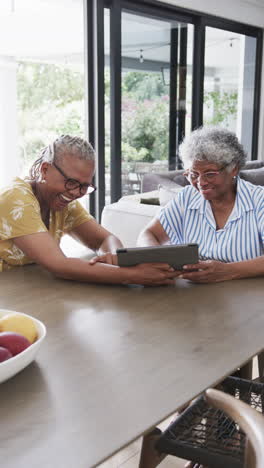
[0,0,254,72]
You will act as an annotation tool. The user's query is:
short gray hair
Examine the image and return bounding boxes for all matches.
[179,126,247,171]
[30,135,95,180]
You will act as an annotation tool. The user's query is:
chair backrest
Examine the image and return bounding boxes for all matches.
[205,388,264,468]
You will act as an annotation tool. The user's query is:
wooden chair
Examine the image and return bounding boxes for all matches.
[205,388,264,468]
[139,377,264,468]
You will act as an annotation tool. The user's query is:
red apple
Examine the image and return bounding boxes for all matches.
[0,346,12,362]
[0,332,31,356]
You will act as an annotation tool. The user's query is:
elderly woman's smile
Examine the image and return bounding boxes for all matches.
[56,192,74,207]
[59,193,73,203]
[186,160,237,203]
[40,153,95,211]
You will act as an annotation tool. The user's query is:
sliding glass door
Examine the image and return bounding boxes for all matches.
[120,12,193,197]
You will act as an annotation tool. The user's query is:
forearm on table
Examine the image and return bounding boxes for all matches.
[226,256,264,280]
[97,234,123,255]
[48,256,132,284]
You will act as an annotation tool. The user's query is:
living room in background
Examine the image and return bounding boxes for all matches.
[89,0,262,220]
[0,0,86,191]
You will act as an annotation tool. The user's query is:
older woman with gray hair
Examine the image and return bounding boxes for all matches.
[138,126,264,282]
[0,135,177,286]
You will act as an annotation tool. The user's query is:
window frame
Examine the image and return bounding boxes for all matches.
[86,0,262,219]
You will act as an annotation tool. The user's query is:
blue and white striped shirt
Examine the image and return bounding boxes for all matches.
[159,177,264,263]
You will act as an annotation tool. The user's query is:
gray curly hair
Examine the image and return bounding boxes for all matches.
[29,135,95,180]
[179,127,247,172]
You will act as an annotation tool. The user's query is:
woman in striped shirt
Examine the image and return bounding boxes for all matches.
[138,126,264,283]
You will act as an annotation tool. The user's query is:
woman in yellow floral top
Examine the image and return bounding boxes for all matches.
[0,135,177,285]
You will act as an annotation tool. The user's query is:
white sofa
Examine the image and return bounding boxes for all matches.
[101,186,184,246]
[101,192,161,247]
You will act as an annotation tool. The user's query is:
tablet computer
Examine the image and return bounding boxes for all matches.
[116,244,199,270]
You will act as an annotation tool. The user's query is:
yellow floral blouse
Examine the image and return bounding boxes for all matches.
[0,177,92,271]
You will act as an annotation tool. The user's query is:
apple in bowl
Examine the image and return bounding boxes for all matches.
[0,332,31,362]
[0,310,46,383]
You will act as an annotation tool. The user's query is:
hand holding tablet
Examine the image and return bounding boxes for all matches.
[116,244,199,270]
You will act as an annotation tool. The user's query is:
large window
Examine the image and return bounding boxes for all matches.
[0,0,85,188]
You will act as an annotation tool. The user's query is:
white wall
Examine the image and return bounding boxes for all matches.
[164,0,264,160]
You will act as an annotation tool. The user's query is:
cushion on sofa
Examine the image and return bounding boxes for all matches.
[119,189,159,203]
[239,167,264,185]
[242,160,264,169]
[159,184,183,206]
[142,171,187,192]
[101,199,160,247]
[171,171,189,187]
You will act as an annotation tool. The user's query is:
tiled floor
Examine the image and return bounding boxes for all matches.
[98,358,259,468]
[98,411,189,467]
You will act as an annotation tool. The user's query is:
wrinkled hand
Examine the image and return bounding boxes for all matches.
[180,260,232,283]
[127,263,182,286]
[89,253,118,266]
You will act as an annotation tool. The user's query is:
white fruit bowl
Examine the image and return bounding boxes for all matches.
[0,309,46,384]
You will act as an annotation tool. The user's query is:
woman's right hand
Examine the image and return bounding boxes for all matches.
[89,253,118,266]
[123,263,181,286]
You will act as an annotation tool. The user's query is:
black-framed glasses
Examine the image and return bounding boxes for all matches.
[184,165,228,183]
[53,161,96,195]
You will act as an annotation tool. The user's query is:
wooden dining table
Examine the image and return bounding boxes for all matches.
[0,264,263,468]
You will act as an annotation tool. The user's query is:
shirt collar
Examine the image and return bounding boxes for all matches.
[187,176,254,217]
[188,187,204,211]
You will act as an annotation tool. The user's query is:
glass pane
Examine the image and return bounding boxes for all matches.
[104,10,111,205]
[204,27,256,158]
[121,12,193,196]
[0,0,85,188]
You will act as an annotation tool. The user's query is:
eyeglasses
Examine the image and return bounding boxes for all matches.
[53,161,96,195]
[184,165,228,183]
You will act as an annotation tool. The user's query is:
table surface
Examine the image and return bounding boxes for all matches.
[0,265,263,468]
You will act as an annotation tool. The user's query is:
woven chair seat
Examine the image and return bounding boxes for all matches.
[155,376,264,468]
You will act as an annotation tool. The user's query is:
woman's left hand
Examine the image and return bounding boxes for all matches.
[180,260,233,283]
[89,253,118,266]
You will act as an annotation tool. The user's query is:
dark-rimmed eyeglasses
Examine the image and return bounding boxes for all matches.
[184,165,228,183]
[53,161,96,195]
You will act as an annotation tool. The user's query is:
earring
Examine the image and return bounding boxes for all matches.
[40,179,46,184]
